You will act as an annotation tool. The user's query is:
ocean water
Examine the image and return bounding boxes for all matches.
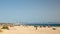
[25,24,60,26]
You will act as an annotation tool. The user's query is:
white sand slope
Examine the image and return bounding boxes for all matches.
[0,26,60,34]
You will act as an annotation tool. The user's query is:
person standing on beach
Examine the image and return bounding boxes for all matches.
[34,26,37,30]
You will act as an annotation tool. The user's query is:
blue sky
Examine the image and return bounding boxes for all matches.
[0,0,60,23]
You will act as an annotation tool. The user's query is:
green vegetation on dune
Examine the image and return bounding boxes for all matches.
[1,26,9,30]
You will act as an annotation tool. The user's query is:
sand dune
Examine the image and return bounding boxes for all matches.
[0,26,60,34]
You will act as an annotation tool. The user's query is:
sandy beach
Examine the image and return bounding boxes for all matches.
[0,25,60,34]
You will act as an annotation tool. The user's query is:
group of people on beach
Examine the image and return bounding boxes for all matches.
[34,26,56,30]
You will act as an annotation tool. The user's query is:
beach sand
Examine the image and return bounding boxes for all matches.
[0,26,60,34]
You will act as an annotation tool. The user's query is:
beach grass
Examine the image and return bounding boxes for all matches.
[1,26,9,30]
